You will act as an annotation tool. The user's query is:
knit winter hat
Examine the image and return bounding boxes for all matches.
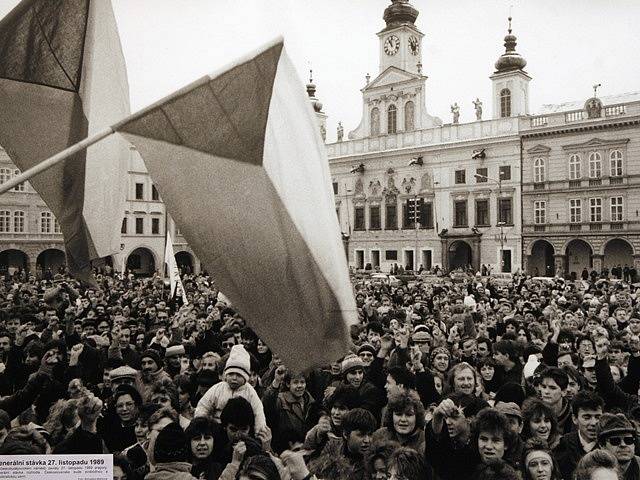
[224,344,250,381]
[154,422,189,463]
[357,343,376,356]
[141,349,162,368]
[341,353,365,375]
[598,413,636,442]
[430,346,450,362]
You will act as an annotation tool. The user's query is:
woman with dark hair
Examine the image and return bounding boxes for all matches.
[185,417,223,480]
[372,390,425,455]
[100,385,143,452]
[113,454,133,480]
[521,398,560,449]
[521,438,562,480]
[477,357,503,398]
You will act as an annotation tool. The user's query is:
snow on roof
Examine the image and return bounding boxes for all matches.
[537,91,640,114]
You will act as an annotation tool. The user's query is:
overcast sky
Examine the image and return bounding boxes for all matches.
[2,0,639,142]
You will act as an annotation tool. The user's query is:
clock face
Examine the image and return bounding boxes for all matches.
[384,35,400,56]
[409,36,419,55]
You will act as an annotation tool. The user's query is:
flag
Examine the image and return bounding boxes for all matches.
[0,0,130,284]
[164,232,188,305]
[115,38,357,371]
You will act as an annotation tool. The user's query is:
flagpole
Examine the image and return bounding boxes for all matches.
[0,126,116,195]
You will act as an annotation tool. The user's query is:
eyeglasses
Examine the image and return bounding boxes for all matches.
[607,435,635,447]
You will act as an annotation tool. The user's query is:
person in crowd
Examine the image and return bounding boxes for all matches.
[521,398,561,449]
[372,389,425,455]
[574,449,621,480]
[597,413,640,480]
[185,416,223,480]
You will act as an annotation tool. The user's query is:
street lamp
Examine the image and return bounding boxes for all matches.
[474,172,506,273]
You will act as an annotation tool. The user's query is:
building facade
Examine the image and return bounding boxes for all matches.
[0,145,201,277]
[521,93,640,278]
[327,0,524,274]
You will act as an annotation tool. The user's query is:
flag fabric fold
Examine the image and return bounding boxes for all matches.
[116,39,357,370]
[0,0,130,284]
[164,232,188,305]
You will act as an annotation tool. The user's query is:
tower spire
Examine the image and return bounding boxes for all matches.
[494,15,527,73]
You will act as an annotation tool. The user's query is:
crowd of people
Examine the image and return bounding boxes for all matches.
[0,267,638,480]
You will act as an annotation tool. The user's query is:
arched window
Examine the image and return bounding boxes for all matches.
[533,158,545,183]
[404,101,415,131]
[569,154,581,180]
[387,105,397,134]
[588,151,602,178]
[12,211,24,233]
[500,89,511,117]
[370,107,380,136]
[610,150,623,177]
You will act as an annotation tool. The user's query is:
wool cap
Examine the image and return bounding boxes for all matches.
[430,346,450,361]
[495,401,522,420]
[341,353,365,375]
[412,331,430,342]
[224,344,250,381]
[141,349,162,368]
[598,413,636,441]
[109,365,138,381]
[154,422,189,463]
[357,343,376,356]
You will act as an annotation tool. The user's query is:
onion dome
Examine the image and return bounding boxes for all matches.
[306,70,323,113]
[494,17,527,73]
[383,0,419,30]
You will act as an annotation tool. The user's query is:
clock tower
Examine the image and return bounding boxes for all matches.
[378,0,423,75]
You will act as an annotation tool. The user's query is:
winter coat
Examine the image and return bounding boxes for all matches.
[372,426,425,456]
[140,368,173,401]
[553,431,590,480]
[262,387,320,452]
[424,420,479,480]
[308,438,370,480]
[194,381,267,433]
[145,462,197,480]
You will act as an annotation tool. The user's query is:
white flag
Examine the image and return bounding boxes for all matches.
[164,232,188,304]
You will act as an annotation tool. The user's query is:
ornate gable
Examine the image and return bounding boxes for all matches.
[526,144,551,155]
[562,137,630,151]
[365,66,422,91]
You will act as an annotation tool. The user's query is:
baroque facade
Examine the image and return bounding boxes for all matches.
[327,0,525,273]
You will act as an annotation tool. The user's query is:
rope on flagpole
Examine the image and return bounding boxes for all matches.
[0,126,116,195]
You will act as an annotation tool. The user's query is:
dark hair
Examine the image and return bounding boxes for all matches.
[326,384,360,411]
[0,409,10,431]
[184,416,216,439]
[387,366,416,391]
[494,340,520,363]
[383,390,425,433]
[238,454,281,480]
[575,335,595,351]
[571,391,604,417]
[476,460,520,480]
[387,447,429,480]
[366,321,384,335]
[283,370,306,387]
[477,357,498,369]
[472,408,518,460]
[149,379,179,410]
[220,397,254,431]
[539,367,569,391]
[368,440,399,473]
[521,398,559,445]
[113,455,133,479]
[574,449,620,480]
[113,385,143,408]
[341,408,376,436]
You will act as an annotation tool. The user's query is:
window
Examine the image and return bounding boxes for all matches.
[534,201,546,225]
[588,152,602,178]
[387,105,397,134]
[151,185,159,200]
[370,107,380,136]
[454,200,468,227]
[135,217,144,234]
[475,168,488,183]
[369,205,381,230]
[455,170,466,184]
[121,218,127,234]
[498,198,513,224]
[533,158,545,183]
[403,199,418,229]
[570,199,582,223]
[610,150,623,177]
[499,165,511,181]
[610,197,624,222]
[332,182,338,195]
[135,183,144,200]
[500,88,511,117]
[404,101,415,131]
[0,168,11,184]
[385,202,397,230]
[53,218,61,234]
[420,201,433,229]
[12,211,24,232]
[385,250,398,261]
[152,218,160,234]
[40,211,52,233]
[569,154,581,180]
[475,199,489,226]
[354,206,365,230]
[12,170,25,192]
[589,198,602,222]
[0,211,10,233]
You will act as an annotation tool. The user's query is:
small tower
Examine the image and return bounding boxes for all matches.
[378,0,424,75]
[306,69,328,142]
[489,17,531,119]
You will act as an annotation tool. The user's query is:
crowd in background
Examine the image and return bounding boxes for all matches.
[0,266,638,480]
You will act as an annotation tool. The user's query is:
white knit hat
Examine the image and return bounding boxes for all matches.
[224,344,250,381]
